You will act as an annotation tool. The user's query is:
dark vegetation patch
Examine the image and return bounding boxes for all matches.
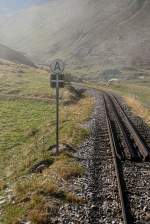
[26,128,39,138]
[98,69,121,81]
[63,85,86,105]
[7,89,21,95]
[67,85,85,98]
[29,159,54,173]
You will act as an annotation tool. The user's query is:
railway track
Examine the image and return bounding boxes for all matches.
[104,93,150,161]
[57,89,150,224]
[103,91,150,224]
[87,94,123,224]
[104,94,133,224]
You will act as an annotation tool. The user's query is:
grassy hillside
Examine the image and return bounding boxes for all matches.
[86,70,150,125]
[107,79,150,125]
[0,61,93,223]
[0,44,35,67]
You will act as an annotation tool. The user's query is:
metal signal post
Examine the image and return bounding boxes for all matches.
[50,59,65,155]
[56,73,59,155]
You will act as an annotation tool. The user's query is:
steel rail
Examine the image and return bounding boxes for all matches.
[104,96,130,224]
[104,94,137,161]
[109,93,150,161]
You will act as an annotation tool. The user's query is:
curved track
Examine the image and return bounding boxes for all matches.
[103,91,150,224]
[57,88,150,224]
[105,93,150,161]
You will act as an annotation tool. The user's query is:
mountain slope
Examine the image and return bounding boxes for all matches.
[0,43,35,66]
[0,0,150,70]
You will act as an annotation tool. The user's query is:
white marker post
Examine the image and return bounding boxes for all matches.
[50,59,65,155]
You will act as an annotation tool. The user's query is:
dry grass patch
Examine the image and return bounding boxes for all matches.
[5,177,59,223]
[46,156,85,180]
[27,194,52,224]
[60,96,94,145]
[125,97,150,126]
[3,156,86,223]
[14,175,58,202]
[2,205,25,224]
[0,179,7,191]
[58,162,84,180]
[66,192,86,204]
[61,96,94,124]
[28,210,48,224]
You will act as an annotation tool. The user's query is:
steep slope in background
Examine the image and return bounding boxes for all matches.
[0,0,150,70]
[0,43,35,66]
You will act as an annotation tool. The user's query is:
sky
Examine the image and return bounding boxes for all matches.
[0,0,48,15]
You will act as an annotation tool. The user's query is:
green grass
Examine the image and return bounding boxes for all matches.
[0,66,52,98]
[0,62,93,223]
[0,96,93,180]
[2,205,26,224]
[0,99,55,149]
[0,98,55,178]
[85,71,150,107]
[107,81,150,107]
[84,70,150,125]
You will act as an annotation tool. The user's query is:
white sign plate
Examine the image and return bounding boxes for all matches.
[50,59,65,74]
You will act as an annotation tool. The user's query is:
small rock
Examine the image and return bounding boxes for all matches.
[143,206,148,212]
[20,221,31,224]
[0,199,6,205]
[145,212,150,221]
[49,144,76,156]
[90,204,97,209]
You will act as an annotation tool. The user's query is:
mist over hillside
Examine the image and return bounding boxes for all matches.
[0,43,35,66]
[0,0,150,71]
